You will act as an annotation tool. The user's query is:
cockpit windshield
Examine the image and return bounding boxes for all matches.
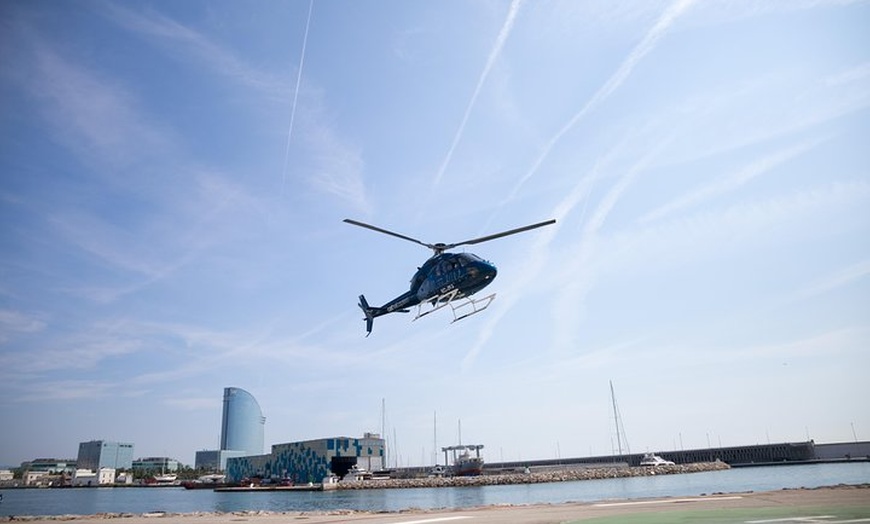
[457,253,484,266]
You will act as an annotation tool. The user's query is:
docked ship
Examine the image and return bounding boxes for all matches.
[441,444,484,476]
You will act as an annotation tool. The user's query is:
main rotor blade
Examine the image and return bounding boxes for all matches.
[343,219,433,250]
[447,219,556,249]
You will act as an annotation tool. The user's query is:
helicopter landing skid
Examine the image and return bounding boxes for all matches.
[413,289,496,324]
[449,292,495,323]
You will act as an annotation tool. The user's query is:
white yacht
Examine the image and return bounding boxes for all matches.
[640,453,675,466]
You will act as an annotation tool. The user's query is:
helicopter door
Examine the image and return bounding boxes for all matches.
[417,259,450,298]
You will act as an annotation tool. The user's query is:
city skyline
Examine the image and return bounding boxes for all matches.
[2,1,868,467]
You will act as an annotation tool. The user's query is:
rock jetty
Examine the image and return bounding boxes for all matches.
[337,461,729,490]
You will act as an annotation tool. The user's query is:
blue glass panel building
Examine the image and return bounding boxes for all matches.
[220,387,265,456]
[76,440,134,471]
[226,434,385,483]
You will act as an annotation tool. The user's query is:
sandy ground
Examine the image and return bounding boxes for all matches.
[4,485,869,524]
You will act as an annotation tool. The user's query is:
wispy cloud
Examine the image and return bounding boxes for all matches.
[100,2,290,97]
[548,140,669,354]
[304,127,372,214]
[47,170,256,303]
[706,326,868,364]
[0,309,46,337]
[14,379,118,402]
[502,0,695,204]
[657,62,870,169]
[25,42,173,172]
[640,137,829,224]
[461,205,562,371]
[102,2,373,213]
[599,180,870,278]
[433,0,524,186]
[789,259,870,302]
[0,326,143,376]
[164,396,221,411]
[461,130,667,367]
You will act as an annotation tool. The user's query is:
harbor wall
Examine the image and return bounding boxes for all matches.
[815,441,870,461]
[485,440,855,471]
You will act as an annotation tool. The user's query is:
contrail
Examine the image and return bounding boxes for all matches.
[501,0,695,205]
[433,0,523,186]
[281,0,315,196]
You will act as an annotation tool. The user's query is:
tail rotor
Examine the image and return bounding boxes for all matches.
[358,295,376,336]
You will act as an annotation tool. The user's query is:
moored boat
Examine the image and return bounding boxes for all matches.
[182,473,227,489]
[341,464,373,482]
[640,453,675,466]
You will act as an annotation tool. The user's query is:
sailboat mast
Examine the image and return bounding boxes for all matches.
[381,398,387,469]
[610,380,623,456]
[433,411,437,465]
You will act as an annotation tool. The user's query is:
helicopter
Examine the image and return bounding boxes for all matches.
[344,218,556,335]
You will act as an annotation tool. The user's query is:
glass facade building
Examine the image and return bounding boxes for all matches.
[220,387,265,456]
[76,440,134,471]
[226,434,385,483]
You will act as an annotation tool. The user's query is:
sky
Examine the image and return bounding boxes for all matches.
[1,0,868,469]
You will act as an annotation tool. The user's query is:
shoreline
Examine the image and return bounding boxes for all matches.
[2,484,868,523]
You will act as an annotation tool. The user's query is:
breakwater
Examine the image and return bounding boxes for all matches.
[336,461,730,490]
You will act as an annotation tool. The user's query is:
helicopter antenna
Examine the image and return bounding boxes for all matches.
[343,218,555,256]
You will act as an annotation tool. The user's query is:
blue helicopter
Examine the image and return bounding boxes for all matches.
[344,218,556,335]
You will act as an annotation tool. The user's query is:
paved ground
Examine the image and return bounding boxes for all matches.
[6,485,869,524]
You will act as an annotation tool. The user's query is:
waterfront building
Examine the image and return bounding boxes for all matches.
[132,457,180,473]
[76,440,134,471]
[226,433,385,484]
[71,467,115,486]
[20,458,76,475]
[194,449,248,471]
[195,387,266,471]
[24,471,52,486]
[221,387,265,455]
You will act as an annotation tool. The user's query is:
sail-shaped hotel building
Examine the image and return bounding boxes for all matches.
[220,386,265,456]
[195,387,265,471]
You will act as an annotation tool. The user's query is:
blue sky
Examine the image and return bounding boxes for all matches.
[1,0,868,468]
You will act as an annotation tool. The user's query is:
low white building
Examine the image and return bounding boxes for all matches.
[115,471,134,484]
[71,468,115,486]
[25,470,49,486]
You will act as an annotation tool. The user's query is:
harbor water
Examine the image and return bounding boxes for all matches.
[1,462,868,517]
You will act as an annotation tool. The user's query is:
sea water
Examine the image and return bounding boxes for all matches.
[1,462,868,517]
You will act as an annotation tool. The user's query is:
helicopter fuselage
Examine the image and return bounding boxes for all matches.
[380,252,497,314]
